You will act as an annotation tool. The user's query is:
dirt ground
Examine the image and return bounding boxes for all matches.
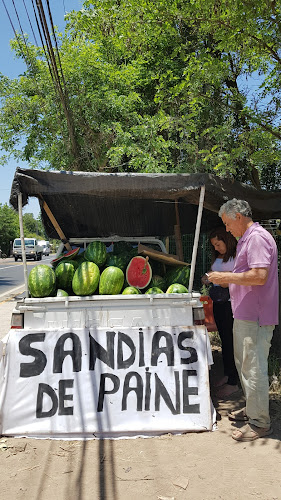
[0,347,280,500]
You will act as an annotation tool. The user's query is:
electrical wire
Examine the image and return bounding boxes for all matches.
[1,0,30,68]
[22,0,39,46]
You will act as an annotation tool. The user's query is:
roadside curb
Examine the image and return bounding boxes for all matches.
[0,285,26,303]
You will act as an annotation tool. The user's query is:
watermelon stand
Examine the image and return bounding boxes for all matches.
[2,170,280,439]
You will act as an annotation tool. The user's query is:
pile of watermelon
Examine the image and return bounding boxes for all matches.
[28,241,190,298]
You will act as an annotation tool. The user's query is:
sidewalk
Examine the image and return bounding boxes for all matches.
[0,294,24,341]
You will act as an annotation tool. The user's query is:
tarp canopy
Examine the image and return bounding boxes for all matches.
[9,168,281,239]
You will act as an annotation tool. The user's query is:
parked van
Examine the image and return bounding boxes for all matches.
[38,240,50,256]
[12,238,43,261]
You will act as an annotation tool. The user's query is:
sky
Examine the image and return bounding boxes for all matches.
[0,2,266,220]
[0,0,84,218]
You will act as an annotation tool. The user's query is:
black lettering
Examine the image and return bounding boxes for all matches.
[19,333,47,377]
[139,330,145,367]
[36,383,58,418]
[89,331,116,370]
[151,330,174,366]
[182,369,200,414]
[117,332,136,369]
[97,373,120,412]
[144,368,151,411]
[122,372,143,411]
[155,371,180,414]
[178,331,198,364]
[53,333,82,373]
[58,379,74,415]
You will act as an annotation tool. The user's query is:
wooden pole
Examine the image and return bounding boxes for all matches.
[174,200,184,261]
[40,197,72,252]
[188,185,205,293]
[18,193,29,297]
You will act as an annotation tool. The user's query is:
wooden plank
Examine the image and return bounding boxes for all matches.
[138,243,189,267]
[41,197,72,252]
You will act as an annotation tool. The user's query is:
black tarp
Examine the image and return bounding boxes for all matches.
[9,168,281,240]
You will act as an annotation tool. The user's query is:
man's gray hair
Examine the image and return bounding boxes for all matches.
[218,199,252,219]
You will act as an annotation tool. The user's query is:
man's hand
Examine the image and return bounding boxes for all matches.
[208,271,230,286]
[208,268,269,286]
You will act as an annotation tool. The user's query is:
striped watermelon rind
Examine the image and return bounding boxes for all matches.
[165,266,190,288]
[51,247,79,266]
[56,289,69,297]
[55,262,76,291]
[106,253,129,271]
[99,266,124,295]
[85,241,107,267]
[166,283,188,293]
[28,265,56,298]
[145,287,164,294]
[150,275,166,291]
[72,261,100,296]
[122,286,141,295]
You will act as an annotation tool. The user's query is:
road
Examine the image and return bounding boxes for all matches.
[0,255,54,301]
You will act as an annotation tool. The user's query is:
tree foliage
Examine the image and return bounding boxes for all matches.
[0,204,19,255]
[0,205,45,255]
[0,0,281,187]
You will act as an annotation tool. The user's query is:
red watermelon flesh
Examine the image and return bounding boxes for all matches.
[126,256,152,289]
[51,247,79,266]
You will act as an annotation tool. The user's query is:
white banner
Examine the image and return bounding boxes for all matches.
[0,326,214,438]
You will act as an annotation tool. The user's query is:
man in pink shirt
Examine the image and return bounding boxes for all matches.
[208,198,278,442]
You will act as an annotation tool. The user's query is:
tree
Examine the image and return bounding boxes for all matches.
[0,0,281,187]
[23,213,44,238]
[0,204,19,255]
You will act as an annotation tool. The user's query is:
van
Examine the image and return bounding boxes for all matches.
[12,238,43,261]
[38,240,50,256]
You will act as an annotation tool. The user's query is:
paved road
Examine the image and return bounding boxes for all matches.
[0,255,53,340]
[0,255,53,301]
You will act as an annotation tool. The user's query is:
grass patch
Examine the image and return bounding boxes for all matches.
[269,353,281,395]
[208,331,221,348]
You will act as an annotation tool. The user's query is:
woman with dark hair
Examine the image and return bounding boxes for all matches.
[202,226,239,398]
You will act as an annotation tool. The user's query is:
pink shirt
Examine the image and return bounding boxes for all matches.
[229,223,279,326]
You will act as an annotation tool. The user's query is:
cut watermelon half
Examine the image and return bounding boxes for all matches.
[126,256,152,289]
[51,247,79,266]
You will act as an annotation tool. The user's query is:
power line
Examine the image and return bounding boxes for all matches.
[1,0,30,69]
[22,0,39,46]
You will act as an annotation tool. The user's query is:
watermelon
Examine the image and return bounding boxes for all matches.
[28,265,56,298]
[126,256,152,289]
[74,254,86,266]
[51,247,79,266]
[145,287,164,294]
[85,241,107,267]
[72,261,100,296]
[56,289,69,297]
[106,252,129,271]
[165,266,190,288]
[166,283,188,294]
[122,286,141,295]
[59,258,79,269]
[113,241,132,254]
[99,266,124,295]
[150,275,166,290]
[149,259,165,277]
[55,262,76,292]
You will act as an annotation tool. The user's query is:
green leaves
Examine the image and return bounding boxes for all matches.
[0,0,280,188]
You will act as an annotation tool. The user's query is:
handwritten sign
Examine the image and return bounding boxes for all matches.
[0,326,214,438]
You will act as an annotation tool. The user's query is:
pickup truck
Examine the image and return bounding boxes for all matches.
[12,237,43,261]
[2,168,277,439]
